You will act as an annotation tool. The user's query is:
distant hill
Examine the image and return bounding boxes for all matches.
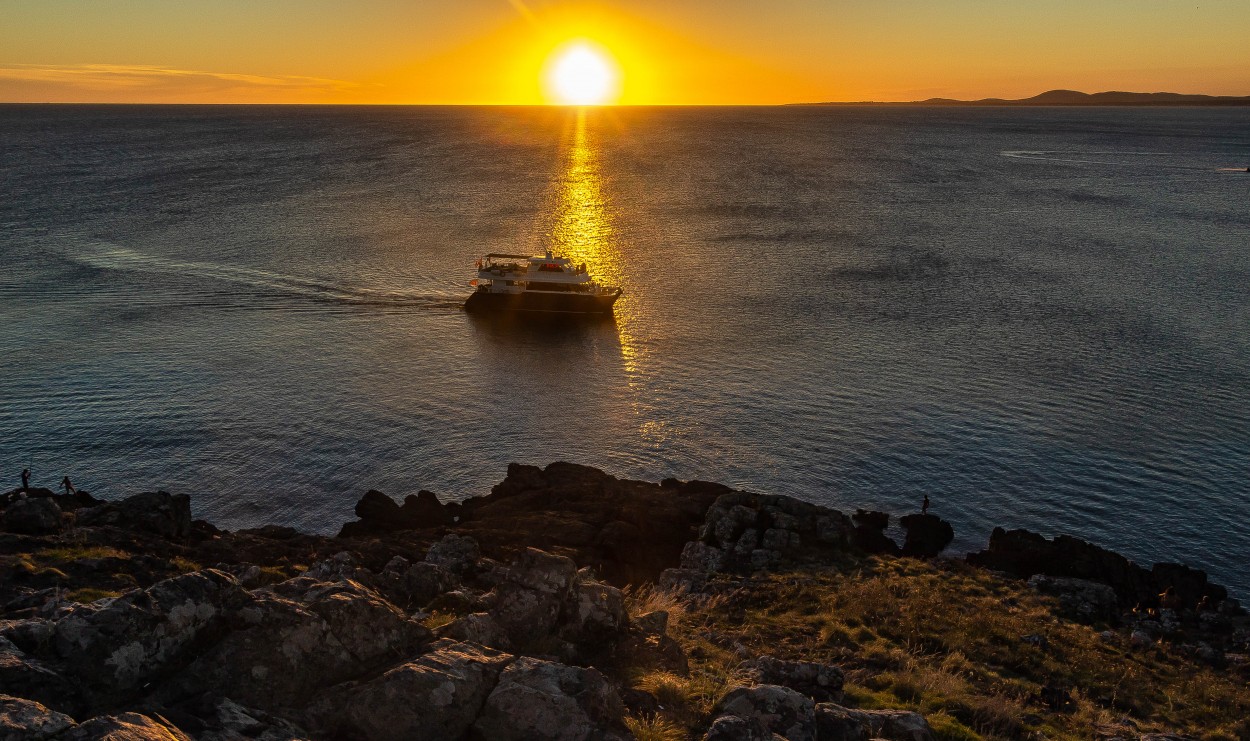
[804,89,1250,106]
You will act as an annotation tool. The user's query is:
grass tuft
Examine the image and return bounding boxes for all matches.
[623,714,686,741]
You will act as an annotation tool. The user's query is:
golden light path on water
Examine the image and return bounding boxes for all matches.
[542,107,660,437]
[548,110,642,383]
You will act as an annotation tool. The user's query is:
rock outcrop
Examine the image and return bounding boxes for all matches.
[898,513,954,558]
[338,462,725,585]
[968,527,1230,609]
[0,528,650,740]
[2,498,63,535]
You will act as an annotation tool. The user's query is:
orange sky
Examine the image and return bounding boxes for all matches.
[2,0,1247,104]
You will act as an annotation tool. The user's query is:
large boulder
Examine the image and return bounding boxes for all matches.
[1028,575,1120,625]
[379,558,458,609]
[165,577,430,711]
[310,639,514,741]
[2,498,63,535]
[842,708,933,741]
[898,514,954,558]
[814,703,870,741]
[440,612,511,649]
[471,656,628,741]
[690,492,856,575]
[486,548,579,648]
[742,656,844,702]
[712,684,817,741]
[566,581,628,644]
[0,694,74,741]
[425,534,481,576]
[76,492,192,539]
[28,570,248,709]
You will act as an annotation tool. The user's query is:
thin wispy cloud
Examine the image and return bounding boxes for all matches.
[0,63,365,102]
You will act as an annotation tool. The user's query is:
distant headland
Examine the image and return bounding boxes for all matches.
[801,89,1250,106]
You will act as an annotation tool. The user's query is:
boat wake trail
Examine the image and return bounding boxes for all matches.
[63,240,466,312]
[1000,150,1232,171]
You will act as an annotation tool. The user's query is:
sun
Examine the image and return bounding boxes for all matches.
[543,42,621,105]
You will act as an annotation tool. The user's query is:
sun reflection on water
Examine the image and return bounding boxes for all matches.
[549,110,642,379]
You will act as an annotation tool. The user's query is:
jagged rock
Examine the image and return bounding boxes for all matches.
[455,462,725,584]
[472,656,628,741]
[1028,575,1120,625]
[381,559,458,608]
[681,542,727,573]
[843,708,933,741]
[182,696,310,741]
[236,524,300,540]
[742,656,844,702]
[56,712,192,741]
[851,510,898,555]
[2,498,62,535]
[814,703,870,741]
[402,490,452,527]
[634,610,668,636]
[695,492,855,575]
[311,639,514,741]
[0,635,78,715]
[898,514,954,558]
[165,577,430,711]
[567,581,628,642]
[967,528,1229,610]
[487,548,579,647]
[704,714,772,741]
[0,694,74,741]
[25,570,247,709]
[440,612,511,649]
[353,489,402,524]
[1151,563,1226,608]
[75,491,192,539]
[425,534,481,575]
[301,552,374,585]
[713,684,817,741]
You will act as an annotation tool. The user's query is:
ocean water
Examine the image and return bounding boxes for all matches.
[2,104,1248,594]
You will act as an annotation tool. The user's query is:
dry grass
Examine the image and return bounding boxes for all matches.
[420,611,456,630]
[623,713,686,741]
[665,557,1250,740]
[65,587,123,603]
[624,584,688,627]
[37,545,130,562]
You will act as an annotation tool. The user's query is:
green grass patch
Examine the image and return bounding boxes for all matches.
[66,587,123,603]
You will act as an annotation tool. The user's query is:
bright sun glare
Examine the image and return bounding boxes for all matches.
[545,42,620,105]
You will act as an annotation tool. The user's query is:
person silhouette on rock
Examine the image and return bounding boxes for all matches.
[21,468,30,493]
[922,494,930,515]
[61,476,75,495]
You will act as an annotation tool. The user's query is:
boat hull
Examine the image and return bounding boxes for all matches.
[464,289,621,315]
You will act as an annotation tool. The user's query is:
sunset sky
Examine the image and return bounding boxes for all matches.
[2,0,1247,104]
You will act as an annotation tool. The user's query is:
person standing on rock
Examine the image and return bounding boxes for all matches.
[21,468,30,493]
[922,495,930,515]
[61,476,75,495]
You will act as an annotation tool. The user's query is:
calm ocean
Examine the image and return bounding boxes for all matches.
[2,105,1247,593]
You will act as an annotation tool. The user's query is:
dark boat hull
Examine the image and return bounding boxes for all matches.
[464,289,621,315]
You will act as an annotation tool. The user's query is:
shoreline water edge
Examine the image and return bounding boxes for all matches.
[1,462,1247,740]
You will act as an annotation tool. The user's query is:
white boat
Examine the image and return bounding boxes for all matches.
[464,251,622,315]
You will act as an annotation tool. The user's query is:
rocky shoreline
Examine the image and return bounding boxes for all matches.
[1,462,1246,740]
